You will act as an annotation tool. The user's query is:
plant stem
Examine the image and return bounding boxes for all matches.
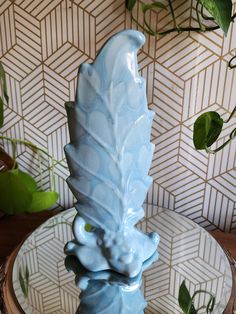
[128,1,236,36]
[200,4,215,21]
[0,135,67,170]
[143,11,157,35]
[196,0,205,31]
[37,150,43,191]
[205,128,236,154]
[51,153,55,191]
[44,221,72,229]
[12,139,17,169]
[158,24,219,35]
[224,104,236,123]
[131,11,155,35]
[168,0,178,30]
[1,135,48,156]
[191,290,215,314]
[229,55,236,69]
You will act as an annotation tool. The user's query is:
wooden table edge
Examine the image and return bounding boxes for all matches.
[2,242,25,314]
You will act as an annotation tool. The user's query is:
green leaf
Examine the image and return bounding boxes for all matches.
[200,0,232,35]
[0,169,33,214]
[18,170,37,193]
[0,62,9,104]
[19,268,27,297]
[29,191,58,212]
[0,96,4,128]
[178,281,197,314]
[193,111,223,150]
[19,266,29,298]
[141,2,166,14]
[125,0,137,11]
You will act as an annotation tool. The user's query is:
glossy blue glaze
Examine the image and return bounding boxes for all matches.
[64,30,159,277]
[65,253,157,313]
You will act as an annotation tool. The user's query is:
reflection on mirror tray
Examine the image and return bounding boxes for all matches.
[65,252,158,314]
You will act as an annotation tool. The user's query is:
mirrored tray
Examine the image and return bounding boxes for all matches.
[12,205,232,313]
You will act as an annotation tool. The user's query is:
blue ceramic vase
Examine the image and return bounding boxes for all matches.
[64,30,159,278]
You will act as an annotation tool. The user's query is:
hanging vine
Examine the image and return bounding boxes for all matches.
[125,0,235,36]
[126,0,236,154]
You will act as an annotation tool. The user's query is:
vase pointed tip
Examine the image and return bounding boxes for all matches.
[122,29,145,48]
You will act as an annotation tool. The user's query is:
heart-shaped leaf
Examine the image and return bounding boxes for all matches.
[0,169,34,214]
[29,191,59,212]
[18,170,37,193]
[193,111,223,150]
[178,281,197,314]
[200,0,232,35]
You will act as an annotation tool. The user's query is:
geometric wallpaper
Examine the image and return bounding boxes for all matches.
[0,0,236,232]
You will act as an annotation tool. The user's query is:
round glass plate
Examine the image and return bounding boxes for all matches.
[12,205,232,314]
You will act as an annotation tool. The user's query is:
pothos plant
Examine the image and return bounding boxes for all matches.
[178,280,215,314]
[126,0,236,154]
[126,0,235,36]
[0,62,59,215]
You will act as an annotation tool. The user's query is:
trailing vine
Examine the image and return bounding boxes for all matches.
[126,0,236,154]
[0,63,64,214]
[126,0,235,36]
[0,135,63,214]
[229,55,236,69]
[178,280,215,314]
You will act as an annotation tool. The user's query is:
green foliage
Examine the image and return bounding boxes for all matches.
[178,281,197,314]
[193,107,236,154]
[199,0,232,35]
[0,168,59,214]
[193,112,223,150]
[126,0,137,11]
[0,63,59,214]
[0,63,9,104]
[0,97,4,128]
[19,265,29,298]
[141,2,167,35]
[30,191,59,213]
[0,169,33,214]
[44,216,92,232]
[0,62,9,127]
[125,0,234,36]
[178,280,215,314]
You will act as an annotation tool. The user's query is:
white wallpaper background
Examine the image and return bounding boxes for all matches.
[0,0,236,232]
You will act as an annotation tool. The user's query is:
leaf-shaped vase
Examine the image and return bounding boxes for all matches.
[64,30,159,278]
